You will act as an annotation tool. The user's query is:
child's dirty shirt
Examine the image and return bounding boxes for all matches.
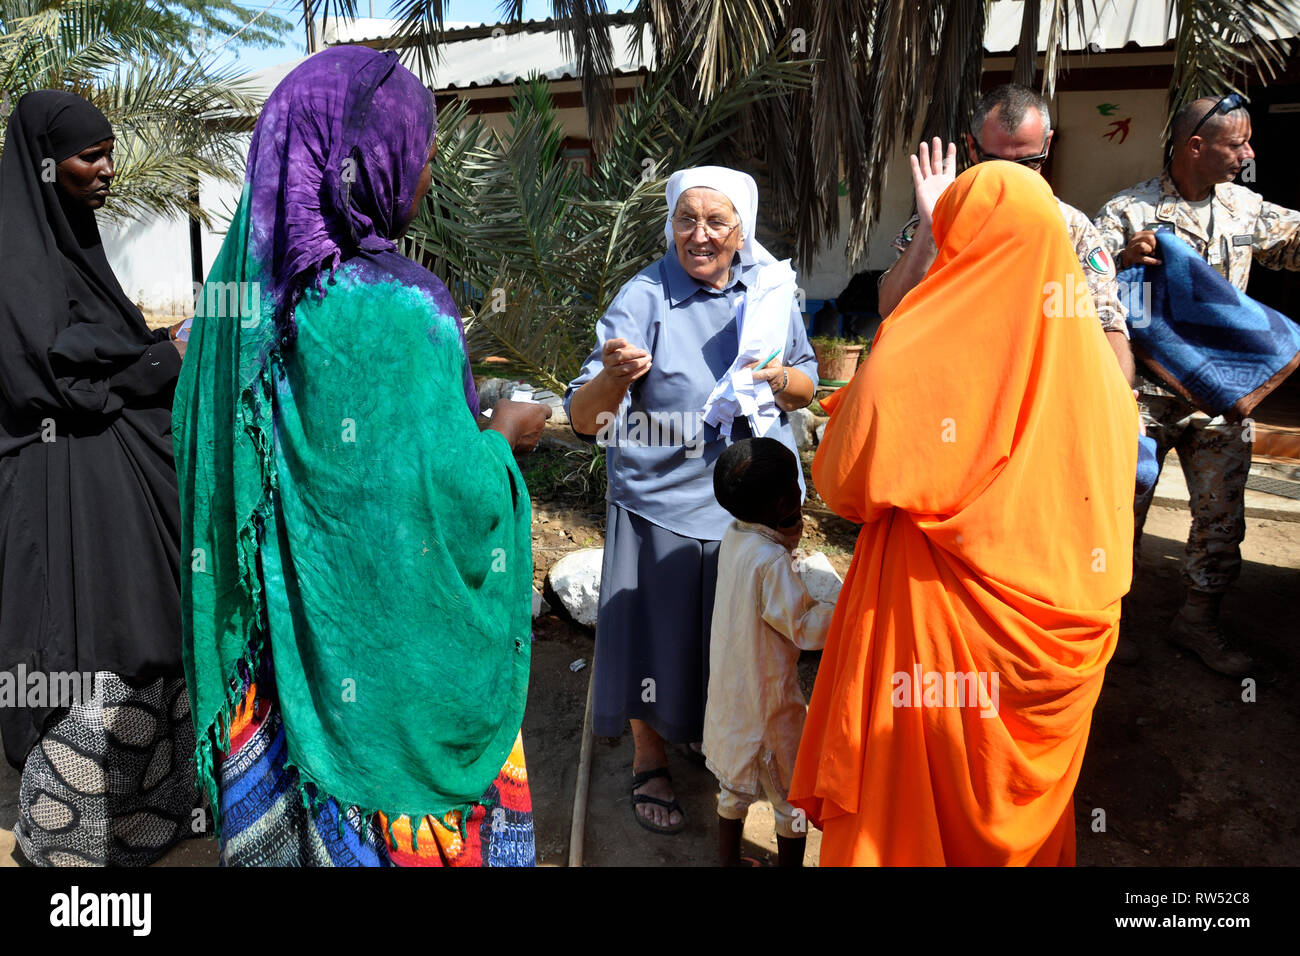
[703,520,835,798]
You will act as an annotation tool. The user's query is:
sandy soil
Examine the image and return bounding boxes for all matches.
[523,495,1300,868]
[3,483,1296,869]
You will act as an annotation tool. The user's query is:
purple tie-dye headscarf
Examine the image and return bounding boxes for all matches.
[176,45,524,838]
[244,46,436,325]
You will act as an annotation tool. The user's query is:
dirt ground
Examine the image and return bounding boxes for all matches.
[521,461,1300,867]
[3,449,1297,868]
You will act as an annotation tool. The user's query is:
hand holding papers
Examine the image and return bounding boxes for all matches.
[702,258,797,438]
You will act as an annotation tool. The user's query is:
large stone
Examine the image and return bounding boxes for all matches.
[538,423,588,452]
[788,406,816,450]
[815,421,827,445]
[792,550,843,606]
[536,393,568,425]
[476,378,568,423]
[545,548,603,629]
[532,587,552,620]
[476,377,528,411]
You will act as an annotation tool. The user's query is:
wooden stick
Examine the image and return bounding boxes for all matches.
[567,656,597,867]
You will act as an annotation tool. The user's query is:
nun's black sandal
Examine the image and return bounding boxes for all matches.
[630,767,686,835]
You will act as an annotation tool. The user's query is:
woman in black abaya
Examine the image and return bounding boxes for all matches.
[0,91,198,866]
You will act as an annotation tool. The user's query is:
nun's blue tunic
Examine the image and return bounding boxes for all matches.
[564,251,817,741]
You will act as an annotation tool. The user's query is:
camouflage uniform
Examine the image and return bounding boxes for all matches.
[1094,171,1300,593]
[882,198,1130,334]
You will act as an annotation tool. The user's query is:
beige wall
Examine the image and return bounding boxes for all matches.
[801,76,1174,301]
[1050,87,1168,218]
[451,76,643,140]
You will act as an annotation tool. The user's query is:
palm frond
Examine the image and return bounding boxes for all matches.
[165,0,294,50]
[919,0,986,146]
[680,0,783,102]
[551,1,618,147]
[327,0,1300,293]
[305,1,459,80]
[404,95,486,288]
[1013,0,1041,88]
[89,49,259,224]
[404,52,807,388]
[1167,0,1299,129]
[462,265,582,394]
[2,0,193,87]
[1,6,63,90]
[1,2,265,223]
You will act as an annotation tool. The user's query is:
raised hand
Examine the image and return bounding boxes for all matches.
[910,137,957,226]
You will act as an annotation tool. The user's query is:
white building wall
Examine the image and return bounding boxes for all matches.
[101,213,192,323]
[797,141,915,300]
[99,135,251,326]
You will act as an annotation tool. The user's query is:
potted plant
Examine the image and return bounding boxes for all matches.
[810,336,866,385]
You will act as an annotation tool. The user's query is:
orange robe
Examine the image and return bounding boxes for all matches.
[789,163,1137,866]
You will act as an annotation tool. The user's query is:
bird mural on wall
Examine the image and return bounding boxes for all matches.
[1097,102,1121,116]
[1103,117,1132,143]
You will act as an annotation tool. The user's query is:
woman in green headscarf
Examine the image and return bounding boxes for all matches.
[173,47,549,866]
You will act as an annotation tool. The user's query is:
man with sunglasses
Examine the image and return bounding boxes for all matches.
[1095,95,1300,675]
[878,84,1134,383]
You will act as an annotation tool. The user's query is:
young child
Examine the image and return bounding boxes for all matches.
[703,437,835,867]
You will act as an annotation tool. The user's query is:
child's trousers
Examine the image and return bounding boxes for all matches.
[716,758,802,839]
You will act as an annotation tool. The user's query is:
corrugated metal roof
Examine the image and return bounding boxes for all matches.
[425,23,651,89]
[985,0,1172,53]
[985,0,1297,54]
[319,15,651,90]
[254,4,1294,97]
[322,17,553,46]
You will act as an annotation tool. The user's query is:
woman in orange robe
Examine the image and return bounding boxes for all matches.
[789,161,1137,866]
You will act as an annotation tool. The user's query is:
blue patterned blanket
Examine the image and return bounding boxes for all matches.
[1118,233,1300,418]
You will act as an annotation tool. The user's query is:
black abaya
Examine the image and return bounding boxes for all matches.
[0,91,184,769]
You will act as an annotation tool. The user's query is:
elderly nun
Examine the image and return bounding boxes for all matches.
[565,166,819,835]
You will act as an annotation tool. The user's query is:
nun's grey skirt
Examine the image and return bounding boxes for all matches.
[592,503,720,742]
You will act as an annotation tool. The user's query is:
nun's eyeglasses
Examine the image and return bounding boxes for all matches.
[1188,93,1248,141]
[672,216,739,239]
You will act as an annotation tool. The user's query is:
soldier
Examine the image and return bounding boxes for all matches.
[879,83,1135,382]
[1095,94,1300,674]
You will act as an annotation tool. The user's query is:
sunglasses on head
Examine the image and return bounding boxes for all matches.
[1188,92,1248,142]
[974,147,1049,171]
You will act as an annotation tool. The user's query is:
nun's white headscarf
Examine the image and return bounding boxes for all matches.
[663,165,778,268]
[665,166,798,439]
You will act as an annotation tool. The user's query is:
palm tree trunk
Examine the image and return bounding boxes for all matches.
[304,0,317,53]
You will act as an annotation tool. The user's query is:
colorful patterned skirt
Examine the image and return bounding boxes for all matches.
[216,661,535,867]
[15,672,199,867]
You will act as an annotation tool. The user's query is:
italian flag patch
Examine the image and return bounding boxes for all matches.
[1086,246,1113,274]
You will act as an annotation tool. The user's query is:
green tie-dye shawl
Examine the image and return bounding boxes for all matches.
[172,49,531,834]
